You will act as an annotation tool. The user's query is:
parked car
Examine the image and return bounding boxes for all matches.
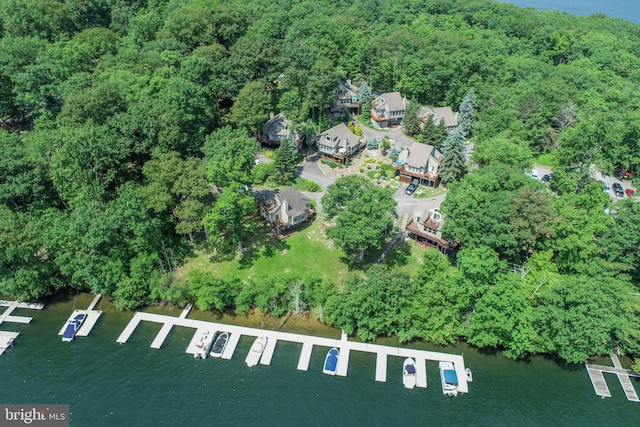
[530,169,539,179]
[405,178,419,195]
[597,180,611,193]
[613,182,624,197]
[614,167,634,180]
[541,174,551,183]
[626,188,635,197]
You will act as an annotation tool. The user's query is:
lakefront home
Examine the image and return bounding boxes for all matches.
[392,143,442,187]
[370,92,407,128]
[331,80,361,115]
[257,113,302,148]
[317,123,366,164]
[260,187,315,236]
[418,106,459,132]
[405,208,458,255]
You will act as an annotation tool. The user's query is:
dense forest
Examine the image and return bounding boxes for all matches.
[1,0,639,365]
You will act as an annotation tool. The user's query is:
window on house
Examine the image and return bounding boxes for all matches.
[325,134,331,141]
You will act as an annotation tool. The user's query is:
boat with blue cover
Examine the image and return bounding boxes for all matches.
[403,358,417,389]
[62,312,87,342]
[323,347,339,375]
[439,361,459,396]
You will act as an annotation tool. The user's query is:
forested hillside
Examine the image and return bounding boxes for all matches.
[1,0,639,363]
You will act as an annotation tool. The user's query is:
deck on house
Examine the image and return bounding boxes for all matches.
[585,354,640,402]
[117,311,469,393]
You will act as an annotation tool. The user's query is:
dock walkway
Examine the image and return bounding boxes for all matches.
[0,300,44,355]
[59,295,103,339]
[117,311,469,393]
[585,354,640,402]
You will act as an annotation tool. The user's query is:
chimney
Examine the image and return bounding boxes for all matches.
[270,111,275,119]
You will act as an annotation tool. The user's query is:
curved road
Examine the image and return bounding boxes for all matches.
[296,152,446,215]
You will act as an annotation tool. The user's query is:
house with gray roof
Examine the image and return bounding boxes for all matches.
[260,187,315,236]
[258,112,302,147]
[392,143,443,187]
[370,92,407,128]
[316,123,365,164]
[418,106,459,132]
[331,80,361,115]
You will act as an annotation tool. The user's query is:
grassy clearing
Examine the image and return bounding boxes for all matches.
[181,215,434,286]
[414,185,447,199]
[181,219,352,283]
[536,152,556,167]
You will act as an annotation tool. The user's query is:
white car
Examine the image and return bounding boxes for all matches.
[530,169,539,179]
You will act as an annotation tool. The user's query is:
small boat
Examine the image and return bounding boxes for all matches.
[194,330,216,359]
[245,336,268,367]
[62,312,87,342]
[209,332,229,358]
[323,347,339,375]
[466,367,473,382]
[439,361,459,397]
[403,358,417,389]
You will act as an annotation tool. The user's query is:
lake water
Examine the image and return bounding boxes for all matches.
[496,0,640,23]
[2,294,639,425]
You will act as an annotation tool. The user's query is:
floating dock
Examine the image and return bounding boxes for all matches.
[58,294,103,340]
[585,354,640,402]
[0,331,20,355]
[0,300,44,356]
[117,311,469,393]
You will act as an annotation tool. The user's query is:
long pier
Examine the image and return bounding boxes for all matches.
[117,311,469,393]
[585,354,640,402]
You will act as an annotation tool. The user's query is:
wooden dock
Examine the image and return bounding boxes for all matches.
[0,331,20,355]
[0,300,44,326]
[0,300,43,356]
[585,354,640,402]
[117,311,469,393]
[59,295,103,340]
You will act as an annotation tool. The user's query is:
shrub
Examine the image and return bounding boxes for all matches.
[359,168,364,173]
[329,161,338,168]
[305,181,320,192]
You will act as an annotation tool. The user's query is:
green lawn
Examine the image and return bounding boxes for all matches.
[181,219,352,283]
[536,152,556,167]
[181,217,430,283]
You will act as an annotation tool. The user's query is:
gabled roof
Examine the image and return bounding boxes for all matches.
[419,106,459,128]
[372,92,405,112]
[336,80,358,100]
[274,187,309,218]
[319,123,360,150]
[263,112,292,136]
[400,143,437,169]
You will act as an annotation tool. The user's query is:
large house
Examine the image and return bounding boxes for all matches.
[260,187,315,236]
[257,113,302,147]
[316,123,365,164]
[405,208,457,255]
[331,80,361,115]
[392,143,442,187]
[370,92,407,128]
[418,106,459,132]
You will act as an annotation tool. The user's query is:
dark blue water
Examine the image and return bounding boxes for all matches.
[497,0,640,23]
[2,294,639,426]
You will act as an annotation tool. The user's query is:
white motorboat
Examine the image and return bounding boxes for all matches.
[245,336,268,367]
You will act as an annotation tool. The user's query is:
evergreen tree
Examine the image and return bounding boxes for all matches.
[402,100,421,137]
[459,88,476,138]
[439,127,467,185]
[422,118,449,150]
[358,81,371,120]
[273,136,298,185]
